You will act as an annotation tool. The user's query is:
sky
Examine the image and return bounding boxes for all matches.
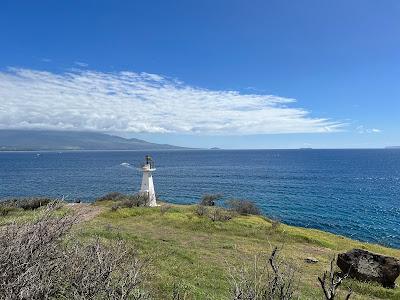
[0,0,399,149]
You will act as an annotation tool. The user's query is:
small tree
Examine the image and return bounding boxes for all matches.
[199,194,223,206]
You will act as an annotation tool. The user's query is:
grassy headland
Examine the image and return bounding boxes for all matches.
[1,198,399,299]
[84,200,399,299]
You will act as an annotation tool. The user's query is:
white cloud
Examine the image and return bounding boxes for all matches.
[0,68,344,135]
[356,126,382,134]
[74,61,89,67]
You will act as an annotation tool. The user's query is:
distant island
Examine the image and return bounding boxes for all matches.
[0,130,190,151]
[385,146,400,149]
[209,147,221,150]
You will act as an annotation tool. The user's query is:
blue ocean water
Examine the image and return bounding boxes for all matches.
[0,149,399,248]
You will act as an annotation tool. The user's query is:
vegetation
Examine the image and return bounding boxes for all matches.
[85,200,399,299]
[0,197,54,210]
[318,257,352,300]
[229,247,298,299]
[1,197,399,299]
[95,191,126,202]
[199,194,223,206]
[0,204,147,300]
[95,192,150,208]
[227,199,261,215]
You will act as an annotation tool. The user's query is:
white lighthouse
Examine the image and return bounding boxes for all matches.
[139,155,157,207]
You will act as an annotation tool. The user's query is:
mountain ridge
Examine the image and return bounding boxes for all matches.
[0,130,190,151]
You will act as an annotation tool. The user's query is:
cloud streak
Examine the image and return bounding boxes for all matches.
[0,68,344,135]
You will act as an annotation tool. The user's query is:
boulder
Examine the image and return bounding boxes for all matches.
[337,249,400,288]
[304,257,318,264]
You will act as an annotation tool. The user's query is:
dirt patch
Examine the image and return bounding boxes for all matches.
[66,203,104,223]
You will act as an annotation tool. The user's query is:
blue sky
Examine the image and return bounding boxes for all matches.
[0,0,399,148]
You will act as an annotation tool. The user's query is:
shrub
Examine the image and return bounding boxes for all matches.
[0,197,55,210]
[199,194,223,206]
[0,206,77,298]
[95,192,126,202]
[227,199,260,215]
[111,204,119,212]
[0,206,13,216]
[117,193,149,208]
[18,197,53,210]
[60,239,147,299]
[194,204,208,216]
[228,247,298,299]
[130,194,149,207]
[0,204,148,299]
[208,208,232,222]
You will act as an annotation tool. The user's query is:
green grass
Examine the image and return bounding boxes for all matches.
[0,204,71,225]
[2,200,398,299]
[71,202,400,300]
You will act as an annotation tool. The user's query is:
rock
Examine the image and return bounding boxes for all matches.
[305,257,318,264]
[337,248,400,288]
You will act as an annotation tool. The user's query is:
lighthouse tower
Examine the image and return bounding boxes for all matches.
[139,155,157,207]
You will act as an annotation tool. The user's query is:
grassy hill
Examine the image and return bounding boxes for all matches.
[1,200,399,299]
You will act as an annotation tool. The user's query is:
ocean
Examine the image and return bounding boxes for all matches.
[0,149,399,248]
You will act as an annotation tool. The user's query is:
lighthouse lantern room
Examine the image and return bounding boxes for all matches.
[139,155,157,207]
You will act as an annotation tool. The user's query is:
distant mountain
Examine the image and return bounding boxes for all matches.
[0,130,190,151]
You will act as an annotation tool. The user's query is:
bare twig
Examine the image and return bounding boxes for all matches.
[228,247,298,299]
[318,257,352,300]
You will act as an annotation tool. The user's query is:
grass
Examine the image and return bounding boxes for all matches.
[70,201,400,300]
[0,204,71,226]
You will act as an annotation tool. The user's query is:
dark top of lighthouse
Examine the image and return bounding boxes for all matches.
[143,155,155,169]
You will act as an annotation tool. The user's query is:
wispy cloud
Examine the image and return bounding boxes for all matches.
[0,68,344,135]
[356,126,382,134]
[74,61,89,67]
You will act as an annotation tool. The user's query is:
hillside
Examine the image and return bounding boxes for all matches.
[3,200,398,299]
[0,130,189,151]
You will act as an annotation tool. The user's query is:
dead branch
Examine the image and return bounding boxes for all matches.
[318,257,352,300]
